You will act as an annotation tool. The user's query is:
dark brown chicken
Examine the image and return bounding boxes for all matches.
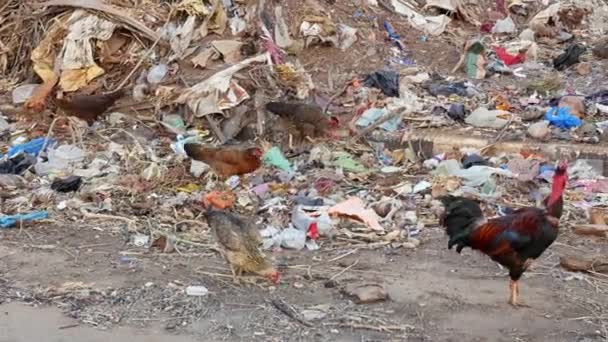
[183,144,262,179]
[56,89,125,125]
[204,209,280,284]
[265,102,339,138]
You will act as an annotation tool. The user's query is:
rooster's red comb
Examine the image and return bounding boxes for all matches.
[556,160,568,172]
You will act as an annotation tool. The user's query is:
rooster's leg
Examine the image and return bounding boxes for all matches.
[508,280,518,306]
[508,280,531,308]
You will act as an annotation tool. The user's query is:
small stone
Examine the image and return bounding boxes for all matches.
[343,283,389,304]
[293,282,304,289]
[527,121,551,139]
[574,62,591,75]
[592,37,608,59]
[324,280,338,288]
[185,285,209,296]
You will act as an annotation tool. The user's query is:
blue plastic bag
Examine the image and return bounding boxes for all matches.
[545,107,582,129]
[8,137,55,158]
[0,211,49,228]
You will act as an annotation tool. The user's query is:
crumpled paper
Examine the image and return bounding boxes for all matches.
[59,11,117,91]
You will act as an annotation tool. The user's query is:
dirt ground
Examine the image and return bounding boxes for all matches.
[1,217,607,342]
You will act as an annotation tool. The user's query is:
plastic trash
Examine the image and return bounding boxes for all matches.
[465,107,510,129]
[491,16,516,33]
[51,175,82,192]
[263,147,292,172]
[131,234,150,247]
[435,160,514,187]
[447,103,467,121]
[364,70,399,97]
[461,154,488,169]
[413,181,432,194]
[261,226,282,250]
[570,159,603,180]
[0,211,49,229]
[185,285,209,296]
[280,226,307,250]
[251,183,270,199]
[463,40,486,79]
[34,144,85,176]
[8,137,55,158]
[331,152,367,172]
[147,64,169,84]
[328,197,384,232]
[553,44,586,71]
[427,82,470,97]
[162,114,186,134]
[383,20,405,51]
[456,166,514,187]
[12,84,39,105]
[356,107,400,132]
[0,154,36,175]
[545,107,582,129]
[493,47,525,66]
[337,24,358,50]
[292,205,333,236]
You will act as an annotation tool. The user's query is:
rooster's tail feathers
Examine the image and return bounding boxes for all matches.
[438,195,484,252]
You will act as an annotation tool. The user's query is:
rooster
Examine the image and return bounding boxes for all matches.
[204,209,280,285]
[438,162,568,307]
[183,144,263,180]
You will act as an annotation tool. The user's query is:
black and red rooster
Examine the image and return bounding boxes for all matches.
[438,161,568,307]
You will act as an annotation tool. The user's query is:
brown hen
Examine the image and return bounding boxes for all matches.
[205,209,280,284]
[56,89,125,125]
[183,144,262,179]
[265,102,339,138]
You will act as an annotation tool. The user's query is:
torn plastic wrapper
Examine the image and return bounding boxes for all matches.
[493,47,525,66]
[391,0,451,36]
[331,152,368,173]
[7,137,55,158]
[0,211,49,229]
[356,107,400,132]
[292,205,333,236]
[51,175,83,192]
[328,197,384,232]
[545,107,582,129]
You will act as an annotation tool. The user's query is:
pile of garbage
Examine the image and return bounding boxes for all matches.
[0,0,608,258]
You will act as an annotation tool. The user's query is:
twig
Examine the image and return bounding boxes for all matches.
[480,113,515,153]
[114,35,162,91]
[58,323,79,330]
[329,259,359,281]
[205,115,226,143]
[35,0,165,46]
[79,210,136,229]
[323,322,413,332]
[324,249,358,264]
[270,298,313,327]
[323,81,351,114]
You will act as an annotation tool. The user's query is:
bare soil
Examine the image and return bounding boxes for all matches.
[1,218,607,342]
